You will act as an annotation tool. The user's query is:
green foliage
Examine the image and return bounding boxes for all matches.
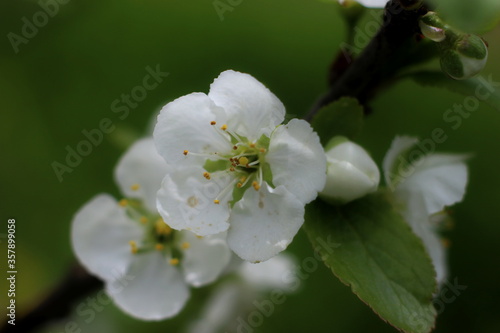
[311,97,364,145]
[304,192,437,333]
[406,71,500,111]
[428,0,500,33]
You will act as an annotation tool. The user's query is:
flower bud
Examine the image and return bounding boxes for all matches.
[440,34,488,80]
[419,12,447,42]
[320,137,380,204]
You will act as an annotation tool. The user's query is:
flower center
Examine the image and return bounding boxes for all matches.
[119,189,190,266]
[182,121,273,205]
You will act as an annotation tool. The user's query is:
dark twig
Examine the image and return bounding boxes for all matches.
[305,0,430,120]
[0,263,102,333]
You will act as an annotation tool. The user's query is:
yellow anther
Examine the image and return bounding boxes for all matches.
[252,181,261,191]
[214,199,220,204]
[203,172,211,180]
[155,243,165,251]
[119,199,128,207]
[169,258,180,266]
[237,183,243,188]
[240,176,247,183]
[259,148,266,153]
[129,241,138,254]
[239,157,249,165]
[229,167,235,172]
[210,121,217,125]
[181,242,191,250]
[155,219,172,236]
[196,235,204,239]
[183,150,189,155]
[249,143,256,148]
[139,216,148,224]
[130,184,140,191]
[220,124,228,131]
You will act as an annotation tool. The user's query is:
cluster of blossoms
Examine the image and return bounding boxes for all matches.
[71,69,468,322]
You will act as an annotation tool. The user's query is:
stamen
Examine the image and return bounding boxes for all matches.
[259,148,266,153]
[181,242,191,249]
[233,145,238,150]
[203,172,211,180]
[252,181,261,191]
[239,156,249,166]
[169,258,180,266]
[220,124,228,131]
[214,199,220,204]
[139,216,148,224]
[119,199,128,207]
[237,183,243,188]
[210,121,217,125]
[129,241,138,254]
[155,244,165,251]
[183,150,189,156]
[248,160,259,166]
[229,167,235,172]
[155,219,172,236]
[130,184,140,191]
[249,143,256,148]
[196,235,204,239]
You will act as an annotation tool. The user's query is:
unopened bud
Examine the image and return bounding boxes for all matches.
[440,34,488,80]
[419,12,447,42]
[320,137,380,204]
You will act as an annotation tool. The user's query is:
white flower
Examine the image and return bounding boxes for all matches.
[383,136,468,285]
[185,254,297,333]
[320,137,380,203]
[154,70,326,263]
[71,138,231,320]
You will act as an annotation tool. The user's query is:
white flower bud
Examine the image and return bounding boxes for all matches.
[320,137,380,204]
[440,34,488,80]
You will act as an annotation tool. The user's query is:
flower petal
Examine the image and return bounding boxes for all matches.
[400,207,448,286]
[395,153,468,216]
[208,70,285,140]
[239,253,297,291]
[153,93,231,166]
[106,251,190,320]
[266,119,327,204]
[156,166,232,236]
[382,135,418,189]
[227,184,304,262]
[114,138,170,211]
[181,231,231,287]
[71,194,143,281]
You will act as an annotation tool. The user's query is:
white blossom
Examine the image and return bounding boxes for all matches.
[71,138,231,320]
[154,70,326,263]
[383,136,468,285]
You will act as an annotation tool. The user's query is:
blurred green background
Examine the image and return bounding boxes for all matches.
[1,0,500,332]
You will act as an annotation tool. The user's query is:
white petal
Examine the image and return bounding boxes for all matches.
[382,136,418,189]
[346,0,388,8]
[227,184,304,263]
[153,93,231,166]
[395,153,468,216]
[239,253,297,292]
[71,194,143,281]
[156,166,232,236]
[114,138,170,211]
[400,208,448,286]
[267,119,327,204]
[208,70,285,140]
[106,251,190,321]
[181,231,231,287]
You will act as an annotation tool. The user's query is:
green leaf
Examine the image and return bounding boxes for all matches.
[428,0,500,33]
[406,71,500,112]
[311,97,364,146]
[304,193,437,333]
